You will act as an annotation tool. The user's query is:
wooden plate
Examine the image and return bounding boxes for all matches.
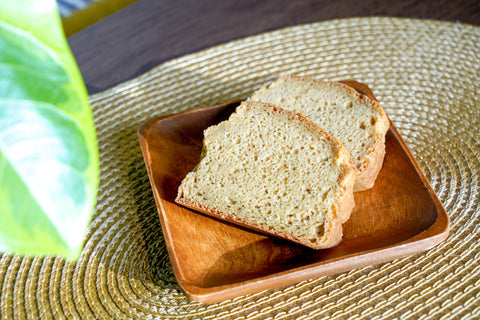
[137,81,449,304]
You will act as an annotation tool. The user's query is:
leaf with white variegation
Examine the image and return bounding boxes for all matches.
[0,0,99,260]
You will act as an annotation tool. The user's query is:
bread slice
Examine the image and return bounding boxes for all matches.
[176,101,355,249]
[249,75,389,191]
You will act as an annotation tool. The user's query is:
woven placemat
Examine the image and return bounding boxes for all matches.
[1,17,479,319]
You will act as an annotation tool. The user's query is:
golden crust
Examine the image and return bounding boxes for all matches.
[353,137,387,191]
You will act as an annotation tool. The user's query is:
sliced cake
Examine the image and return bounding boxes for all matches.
[249,75,389,191]
[176,101,356,249]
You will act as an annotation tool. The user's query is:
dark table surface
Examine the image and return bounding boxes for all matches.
[67,0,480,94]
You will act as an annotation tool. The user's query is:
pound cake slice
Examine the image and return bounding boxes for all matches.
[176,101,355,249]
[249,75,389,191]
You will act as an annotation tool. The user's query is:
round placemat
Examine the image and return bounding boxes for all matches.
[1,17,479,319]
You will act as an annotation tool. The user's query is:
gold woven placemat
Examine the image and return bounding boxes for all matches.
[1,17,479,319]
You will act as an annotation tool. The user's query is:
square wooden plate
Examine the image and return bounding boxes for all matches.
[138,81,449,304]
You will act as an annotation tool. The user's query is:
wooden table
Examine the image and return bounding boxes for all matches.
[68,0,480,94]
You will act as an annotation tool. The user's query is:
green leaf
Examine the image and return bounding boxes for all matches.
[0,1,99,260]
